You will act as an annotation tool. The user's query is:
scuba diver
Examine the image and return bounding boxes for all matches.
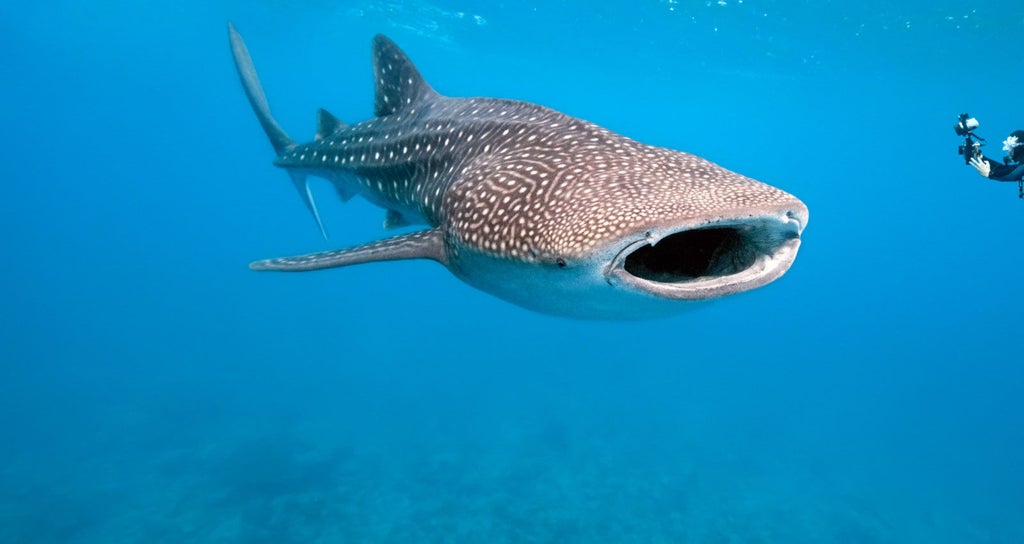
[970,131,1024,181]
[956,114,1024,198]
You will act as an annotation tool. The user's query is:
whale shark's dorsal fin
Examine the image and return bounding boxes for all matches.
[315,108,346,141]
[372,34,439,117]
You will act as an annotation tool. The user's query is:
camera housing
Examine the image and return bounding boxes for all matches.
[955,114,979,136]
[955,113,984,164]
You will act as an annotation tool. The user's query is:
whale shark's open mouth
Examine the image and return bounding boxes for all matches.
[607,213,805,300]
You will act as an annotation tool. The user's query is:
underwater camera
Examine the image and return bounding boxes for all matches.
[955,113,984,164]
[954,113,978,136]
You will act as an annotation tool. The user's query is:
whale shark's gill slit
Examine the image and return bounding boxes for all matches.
[622,227,760,283]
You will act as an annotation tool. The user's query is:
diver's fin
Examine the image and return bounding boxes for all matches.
[228,23,295,155]
[288,172,328,239]
[250,228,447,271]
[315,108,346,141]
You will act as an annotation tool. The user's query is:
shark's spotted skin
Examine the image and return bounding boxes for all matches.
[230,24,809,318]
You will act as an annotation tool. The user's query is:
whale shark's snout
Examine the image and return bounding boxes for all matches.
[608,201,807,300]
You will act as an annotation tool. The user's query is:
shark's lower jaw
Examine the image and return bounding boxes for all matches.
[607,214,805,300]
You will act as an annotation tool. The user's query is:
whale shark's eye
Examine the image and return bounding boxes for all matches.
[556,257,567,268]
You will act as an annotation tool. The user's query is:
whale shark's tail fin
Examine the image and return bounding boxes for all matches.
[228,23,327,238]
[228,23,294,155]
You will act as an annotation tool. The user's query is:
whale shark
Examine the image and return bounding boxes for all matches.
[228,24,808,318]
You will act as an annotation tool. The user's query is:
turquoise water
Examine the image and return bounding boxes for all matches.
[2,1,1023,541]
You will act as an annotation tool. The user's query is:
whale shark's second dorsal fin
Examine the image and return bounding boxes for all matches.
[315,108,346,141]
[372,35,439,117]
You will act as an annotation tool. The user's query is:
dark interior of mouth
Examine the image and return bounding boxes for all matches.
[623,227,761,283]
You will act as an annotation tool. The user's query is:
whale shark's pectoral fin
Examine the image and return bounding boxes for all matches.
[250,228,446,271]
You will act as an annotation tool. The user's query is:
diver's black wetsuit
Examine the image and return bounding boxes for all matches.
[980,156,1024,182]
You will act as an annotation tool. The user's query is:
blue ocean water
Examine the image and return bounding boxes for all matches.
[2,0,1022,541]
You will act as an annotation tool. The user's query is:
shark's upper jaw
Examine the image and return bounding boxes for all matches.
[606,205,807,300]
